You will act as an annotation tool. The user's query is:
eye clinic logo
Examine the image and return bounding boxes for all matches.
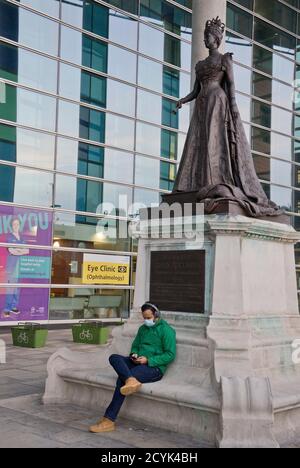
[292,339,300,365]
[0,339,6,364]
[118,266,127,273]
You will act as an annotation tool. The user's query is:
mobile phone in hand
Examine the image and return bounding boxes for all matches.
[130,353,138,361]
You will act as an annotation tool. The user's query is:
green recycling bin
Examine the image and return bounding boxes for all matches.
[11,323,48,348]
[72,321,110,345]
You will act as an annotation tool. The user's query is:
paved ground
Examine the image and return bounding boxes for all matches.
[0,329,206,449]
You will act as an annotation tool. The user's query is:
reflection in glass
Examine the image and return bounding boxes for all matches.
[0,163,53,207]
[53,211,132,253]
[271,158,292,187]
[140,0,192,37]
[139,23,164,62]
[253,44,295,85]
[254,0,297,34]
[135,155,160,189]
[19,0,60,17]
[0,86,57,132]
[0,123,55,169]
[58,100,80,138]
[133,188,160,209]
[253,154,270,181]
[136,122,161,156]
[104,149,134,184]
[271,133,292,162]
[236,93,251,122]
[50,286,130,320]
[227,3,253,39]
[254,17,296,59]
[18,7,59,56]
[234,64,251,95]
[270,184,292,210]
[55,174,133,215]
[226,32,252,67]
[107,44,137,83]
[138,56,163,94]
[252,126,271,154]
[137,89,162,125]
[0,42,58,94]
[106,80,136,117]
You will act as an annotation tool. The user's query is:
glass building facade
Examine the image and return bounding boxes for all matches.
[0,0,192,323]
[1,0,300,323]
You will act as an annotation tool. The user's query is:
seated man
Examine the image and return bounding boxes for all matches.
[89,302,176,433]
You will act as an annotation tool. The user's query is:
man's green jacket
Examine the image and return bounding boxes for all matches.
[130,319,176,374]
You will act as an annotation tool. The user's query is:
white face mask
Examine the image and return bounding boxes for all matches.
[144,319,155,327]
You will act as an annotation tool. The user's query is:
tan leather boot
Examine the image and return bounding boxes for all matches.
[120,377,142,396]
[89,417,116,433]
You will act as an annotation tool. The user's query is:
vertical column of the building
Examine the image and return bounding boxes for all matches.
[191,0,226,74]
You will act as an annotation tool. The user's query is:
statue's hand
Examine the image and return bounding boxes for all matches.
[176,99,183,110]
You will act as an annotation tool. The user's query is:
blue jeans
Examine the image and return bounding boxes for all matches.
[104,354,163,422]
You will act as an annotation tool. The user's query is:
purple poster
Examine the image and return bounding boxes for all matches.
[0,206,52,322]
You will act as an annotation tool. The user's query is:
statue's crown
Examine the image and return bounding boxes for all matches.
[205,16,225,35]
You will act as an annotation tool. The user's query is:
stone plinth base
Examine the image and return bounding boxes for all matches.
[43,214,300,448]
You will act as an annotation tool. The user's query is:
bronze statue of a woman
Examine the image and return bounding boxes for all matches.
[173,17,281,218]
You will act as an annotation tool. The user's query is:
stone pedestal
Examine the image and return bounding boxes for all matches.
[43,211,300,448]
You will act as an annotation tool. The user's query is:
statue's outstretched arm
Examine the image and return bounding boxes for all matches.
[176,78,201,110]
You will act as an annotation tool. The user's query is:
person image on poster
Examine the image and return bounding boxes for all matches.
[2,217,29,319]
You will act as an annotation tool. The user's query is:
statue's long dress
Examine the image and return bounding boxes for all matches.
[173,53,281,217]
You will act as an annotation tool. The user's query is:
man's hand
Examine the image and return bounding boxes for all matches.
[136,356,148,365]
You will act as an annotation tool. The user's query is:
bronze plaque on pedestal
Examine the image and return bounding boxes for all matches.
[149,250,205,313]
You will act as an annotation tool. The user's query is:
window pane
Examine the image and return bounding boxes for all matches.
[271,133,292,162]
[59,63,82,101]
[81,70,107,108]
[139,23,164,62]
[140,0,192,37]
[18,6,59,56]
[58,100,80,138]
[134,188,160,208]
[255,0,297,35]
[107,44,137,83]
[0,163,53,206]
[106,80,136,117]
[0,85,57,132]
[253,44,295,85]
[234,63,251,94]
[0,42,58,94]
[49,287,130,320]
[53,211,132,252]
[19,0,60,17]
[135,155,160,189]
[104,149,134,184]
[252,126,271,154]
[136,122,161,156]
[138,56,163,93]
[254,17,296,60]
[105,113,135,151]
[236,93,251,122]
[137,89,162,125]
[227,3,253,39]
[225,32,252,67]
[61,2,138,50]
[271,158,292,186]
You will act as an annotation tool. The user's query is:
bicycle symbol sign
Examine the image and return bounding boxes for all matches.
[79,329,94,341]
[17,332,29,345]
